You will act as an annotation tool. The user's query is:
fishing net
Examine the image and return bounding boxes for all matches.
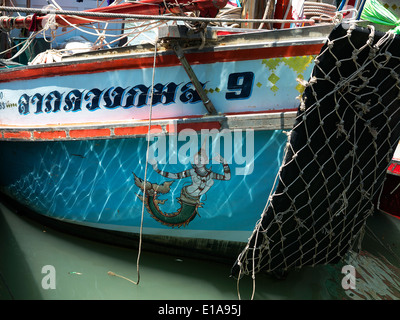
[232,23,400,278]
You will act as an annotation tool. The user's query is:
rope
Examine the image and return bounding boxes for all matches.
[0,3,319,59]
[135,40,158,285]
[107,41,158,286]
[209,4,242,28]
[1,30,40,61]
[304,1,338,23]
[0,6,316,26]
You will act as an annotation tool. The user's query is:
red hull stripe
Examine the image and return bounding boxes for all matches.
[0,43,323,83]
[0,121,223,140]
[175,121,221,132]
[69,128,111,138]
[33,130,67,140]
[3,131,31,139]
[114,125,162,136]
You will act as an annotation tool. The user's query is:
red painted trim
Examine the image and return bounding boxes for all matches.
[387,162,400,175]
[382,211,400,220]
[165,121,221,133]
[33,130,67,140]
[3,1,226,30]
[69,128,111,138]
[0,107,297,141]
[176,121,221,132]
[3,131,31,139]
[0,44,323,83]
[0,122,222,141]
[114,125,162,136]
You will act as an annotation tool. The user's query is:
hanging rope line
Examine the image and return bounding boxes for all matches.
[107,41,158,286]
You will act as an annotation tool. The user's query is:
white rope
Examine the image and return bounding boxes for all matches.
[107,41,157,286]
[1,30,40,61]
[0,6,317,25]
[0,2,319,59]
[134,38,158,286]
[211,4,242,28]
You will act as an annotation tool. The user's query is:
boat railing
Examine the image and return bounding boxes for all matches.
[0,0,350,65]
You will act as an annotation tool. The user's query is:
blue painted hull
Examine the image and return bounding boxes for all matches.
[0,129,287,252]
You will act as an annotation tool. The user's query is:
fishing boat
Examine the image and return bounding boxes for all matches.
[0,0,397,267]
[0,0,339,261]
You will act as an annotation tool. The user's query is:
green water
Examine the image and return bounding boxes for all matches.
[1,199,400,301]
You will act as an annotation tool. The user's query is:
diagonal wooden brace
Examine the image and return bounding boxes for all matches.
[172,43,217,115]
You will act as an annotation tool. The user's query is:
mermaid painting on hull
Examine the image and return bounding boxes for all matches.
[133,143,231,228]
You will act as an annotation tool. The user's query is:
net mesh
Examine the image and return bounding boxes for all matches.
[232,23,400,277]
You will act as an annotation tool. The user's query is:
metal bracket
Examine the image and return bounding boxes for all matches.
[172,42,217,115]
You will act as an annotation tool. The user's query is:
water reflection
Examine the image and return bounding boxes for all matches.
[1,196,399,300]
[0,130,287,234]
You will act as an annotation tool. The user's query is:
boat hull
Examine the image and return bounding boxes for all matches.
[0,128,288,259]
[0,25,333,259]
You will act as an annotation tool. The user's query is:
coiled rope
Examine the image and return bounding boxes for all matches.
[303,1,338,23]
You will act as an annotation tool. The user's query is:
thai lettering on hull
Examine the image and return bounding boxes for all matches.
[16,72,255,115]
